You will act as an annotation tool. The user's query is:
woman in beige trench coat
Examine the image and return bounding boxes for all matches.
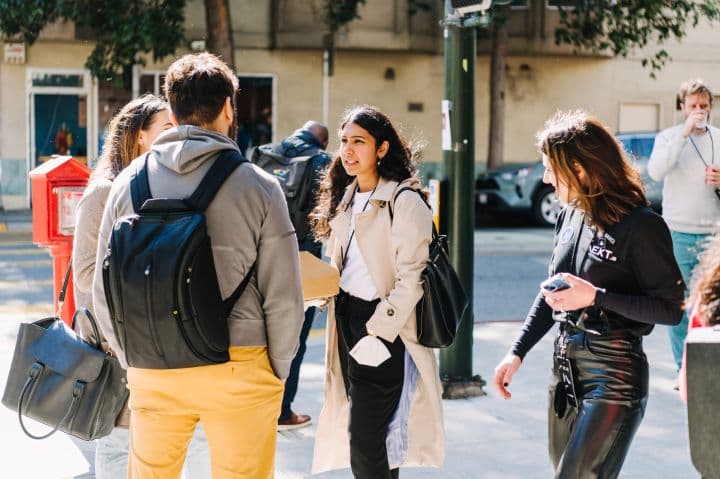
[310,105,445,478]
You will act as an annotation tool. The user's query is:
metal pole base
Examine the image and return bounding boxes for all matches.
[441,374,486,399]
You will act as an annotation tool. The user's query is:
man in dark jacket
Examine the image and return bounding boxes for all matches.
[258,121,330,430]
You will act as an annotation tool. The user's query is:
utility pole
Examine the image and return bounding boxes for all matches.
[439,0,490,399]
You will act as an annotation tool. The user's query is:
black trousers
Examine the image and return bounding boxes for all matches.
[335,290,404,479]
[549,328,648,479]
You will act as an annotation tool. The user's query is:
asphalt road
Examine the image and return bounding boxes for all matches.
[0,228,699,478]
[0,227,557,323]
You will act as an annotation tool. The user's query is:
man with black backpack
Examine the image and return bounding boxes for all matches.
[252,121,330,430]
[91,52,304,479]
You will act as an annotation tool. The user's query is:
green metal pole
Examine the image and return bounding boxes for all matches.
[440,2,478,389]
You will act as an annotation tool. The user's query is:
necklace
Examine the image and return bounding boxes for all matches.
[688,129,715,167]
[341,185,377,271]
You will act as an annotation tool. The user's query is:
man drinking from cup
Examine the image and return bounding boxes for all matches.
[649,78,720,377]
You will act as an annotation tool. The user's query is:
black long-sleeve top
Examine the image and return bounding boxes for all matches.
[511,205,685,361]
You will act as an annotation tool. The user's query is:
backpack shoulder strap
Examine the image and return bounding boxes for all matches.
[189,149,254,313]
[223,262,256,316]
[130,153,152,212]
[389,186,430,223]
[187,149,247,211]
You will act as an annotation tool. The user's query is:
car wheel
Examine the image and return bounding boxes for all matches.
[532,186,561,227]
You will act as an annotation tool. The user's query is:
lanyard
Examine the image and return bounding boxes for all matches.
[688,129,715,167]
[340,185,377,271]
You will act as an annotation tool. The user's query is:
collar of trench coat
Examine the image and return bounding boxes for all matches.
[312,176,445,474]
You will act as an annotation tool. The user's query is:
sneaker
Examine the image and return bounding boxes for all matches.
[278,412,312,431]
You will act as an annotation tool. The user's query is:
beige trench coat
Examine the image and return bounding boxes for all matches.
[312,177,445,473]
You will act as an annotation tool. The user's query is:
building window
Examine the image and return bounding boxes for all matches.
[547,0,579,7]
[138,72,165,96]
[31,73,84,88]
[236,76,275,156]
[619,102,661,133]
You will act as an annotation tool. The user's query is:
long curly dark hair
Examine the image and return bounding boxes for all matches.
[310,105,421,239]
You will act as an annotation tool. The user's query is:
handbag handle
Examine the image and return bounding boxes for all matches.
[62,257,106,348]
[57,258,73,318]
[71,307,102,349]
[16,362,85,440]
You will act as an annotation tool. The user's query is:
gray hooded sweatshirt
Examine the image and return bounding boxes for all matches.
[91,125,304,378]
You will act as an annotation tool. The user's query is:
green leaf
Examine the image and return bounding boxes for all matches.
[0,0,186,82]
[555,0,720,76]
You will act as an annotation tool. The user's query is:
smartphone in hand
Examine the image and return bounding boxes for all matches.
[541,275,571,293]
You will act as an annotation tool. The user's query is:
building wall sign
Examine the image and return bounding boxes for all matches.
[4,43,26,64]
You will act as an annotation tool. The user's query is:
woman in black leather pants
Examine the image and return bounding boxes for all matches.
[493,110,685,479]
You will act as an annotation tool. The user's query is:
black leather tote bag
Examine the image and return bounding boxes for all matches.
[2,308,128,440]
[390,187,470,348]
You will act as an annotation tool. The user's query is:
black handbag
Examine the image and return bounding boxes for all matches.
[416,231,469,347]
[390,187,470,348]
[1,263,128,440]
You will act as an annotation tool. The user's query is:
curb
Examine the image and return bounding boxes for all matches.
[0,222,32,234]
[0,210,32,235]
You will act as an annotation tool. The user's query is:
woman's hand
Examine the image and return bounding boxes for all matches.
[493,353,522,400]
[542,273,598,312]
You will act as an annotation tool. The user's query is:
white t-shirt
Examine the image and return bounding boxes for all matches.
[339,190,380,301]
[648,124,720,233]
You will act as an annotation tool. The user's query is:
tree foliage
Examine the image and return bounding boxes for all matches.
[323,0,430,34]
[555,0,720,76]
[0,0,186,83]
[324,0,367,35]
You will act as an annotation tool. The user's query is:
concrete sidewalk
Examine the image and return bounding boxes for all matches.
[0,313,697,478]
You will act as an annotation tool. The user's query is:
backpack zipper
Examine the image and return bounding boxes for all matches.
[174,307,218,363]
[144,264,164,357]
[179,265,223,361]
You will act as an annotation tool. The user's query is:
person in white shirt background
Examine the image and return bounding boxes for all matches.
[648,79,720,376]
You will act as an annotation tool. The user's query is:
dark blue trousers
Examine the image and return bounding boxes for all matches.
[280,238,322,420]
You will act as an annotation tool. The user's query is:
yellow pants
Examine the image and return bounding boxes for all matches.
[126,347,284,479]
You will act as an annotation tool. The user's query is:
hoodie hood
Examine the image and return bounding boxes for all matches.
[150,125,239,174]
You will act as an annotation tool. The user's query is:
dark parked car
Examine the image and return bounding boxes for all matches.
[475,132,660,227]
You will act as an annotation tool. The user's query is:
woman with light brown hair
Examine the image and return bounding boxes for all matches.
[493,110,684,478]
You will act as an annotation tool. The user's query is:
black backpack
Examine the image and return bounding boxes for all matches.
[101,149,254,369]
[251,143,324,242]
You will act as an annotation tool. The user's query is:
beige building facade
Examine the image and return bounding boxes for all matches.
[1,0,719,210]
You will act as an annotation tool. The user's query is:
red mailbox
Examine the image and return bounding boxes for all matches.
[29,156,91,325]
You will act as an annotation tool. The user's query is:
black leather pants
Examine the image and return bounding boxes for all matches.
[548,328,648,479]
